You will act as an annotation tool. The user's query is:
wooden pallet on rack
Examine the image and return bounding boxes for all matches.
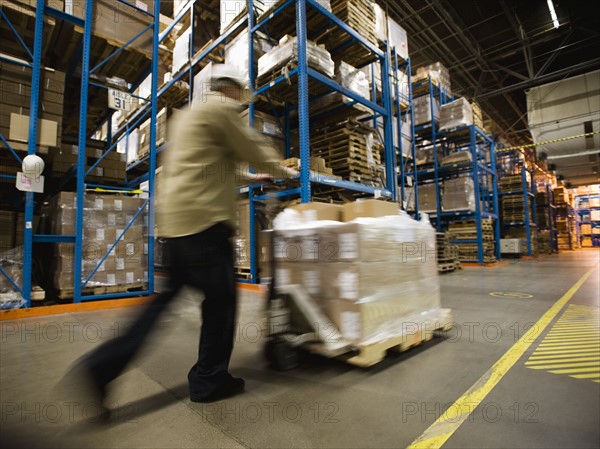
[56,282,145,300]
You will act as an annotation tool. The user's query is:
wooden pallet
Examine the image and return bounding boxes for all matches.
[344,309,453,367]
[235,267,252,281]
[56,282,145,300]
[438,262,457,272]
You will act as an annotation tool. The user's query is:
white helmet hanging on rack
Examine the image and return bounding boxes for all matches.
[22,154,45,179]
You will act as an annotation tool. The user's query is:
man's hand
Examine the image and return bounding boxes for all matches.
[247,172,274,185]
[284,167,299,178]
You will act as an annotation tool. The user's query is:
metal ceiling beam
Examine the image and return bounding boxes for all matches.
[499,0,534,79]
[474,58,600,99]
[535,30,574,78]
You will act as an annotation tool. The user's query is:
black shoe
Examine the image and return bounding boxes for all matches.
[190,377,245,403]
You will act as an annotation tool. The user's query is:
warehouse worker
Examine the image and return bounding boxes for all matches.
[58,64,297,412]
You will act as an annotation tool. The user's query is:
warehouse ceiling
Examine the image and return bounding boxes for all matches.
[382,0,600,154]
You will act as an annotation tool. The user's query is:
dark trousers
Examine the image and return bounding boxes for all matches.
[83,222,238,397]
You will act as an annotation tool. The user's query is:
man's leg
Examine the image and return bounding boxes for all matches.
[73,238,183,388]
[186,223,240,400]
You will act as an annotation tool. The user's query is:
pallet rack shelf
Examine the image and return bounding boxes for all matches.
[411,77,500,264]
[497,150,537,257]
[1,0,162,308]
[575,193,600,248]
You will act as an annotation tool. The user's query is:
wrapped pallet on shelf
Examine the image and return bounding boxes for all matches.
[47,192,149,299]
[412,61,451,94]
[442,177,476,212]
[439,98,473,132]
[413,95,440,127]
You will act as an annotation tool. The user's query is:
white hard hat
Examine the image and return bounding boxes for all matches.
[210,64,246,88]
[22,154,45,178]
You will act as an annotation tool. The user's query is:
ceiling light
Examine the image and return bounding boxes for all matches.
[547,0,560,29]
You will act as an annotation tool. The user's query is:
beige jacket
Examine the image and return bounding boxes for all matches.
[156,93,290,238]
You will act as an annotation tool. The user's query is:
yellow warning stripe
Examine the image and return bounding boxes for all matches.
[495,131,600,153]
[406,266,597,449]
[525,303,600,384]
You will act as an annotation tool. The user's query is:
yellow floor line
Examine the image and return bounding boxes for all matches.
[571,373,600,380]
[525,357,599,365]
[532,346,598,356]
[528,352,600,360]
[526,361,600,370]
[536,342,600,348]
[549,367,600,374]
[407,265,597,449]
[542,333,599,338]
[540,336,599,342]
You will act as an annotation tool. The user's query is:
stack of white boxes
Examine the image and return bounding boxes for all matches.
[270,200,443,344]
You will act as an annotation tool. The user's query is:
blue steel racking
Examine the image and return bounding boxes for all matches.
[497,151,537,257]
[0,0,163,307]
[575,193,600,247]
[244,0,402,282]
[412,78,500,263]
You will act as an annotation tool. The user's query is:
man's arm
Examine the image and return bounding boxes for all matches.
[220,106,297,180]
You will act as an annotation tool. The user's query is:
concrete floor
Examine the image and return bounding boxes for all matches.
[1,250,598,449]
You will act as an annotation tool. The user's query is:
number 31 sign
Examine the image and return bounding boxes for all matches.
[108,88,134,111]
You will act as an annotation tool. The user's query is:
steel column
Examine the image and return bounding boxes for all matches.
[296,0,311,203]
[73,0,95,302]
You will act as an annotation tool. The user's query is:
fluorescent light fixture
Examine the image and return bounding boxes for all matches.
[547,0,560,29]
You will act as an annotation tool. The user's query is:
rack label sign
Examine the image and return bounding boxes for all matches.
[108,89,134,111]
[16,172,44,193]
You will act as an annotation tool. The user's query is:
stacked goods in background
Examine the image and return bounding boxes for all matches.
[325,0,377,67]
[416,183,438,213]
[311,120,384,187]
[46,192,149,298]
[270,200,447,345]
[413,95,440,127]
[471,101,485,131]
[554,186,576,250]
[46,143,127,183]
[442,177,476,211]
[439,98,473,132]
[499,172,536,255]
[436,232,460,272]
[257,34,335,87]
[536,189,554,254]
[0,62,65,155]
[311,61,372,121]
[447,218,496,262]
[412,62,451,95]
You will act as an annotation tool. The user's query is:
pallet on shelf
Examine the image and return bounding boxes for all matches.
[56,282,146,300]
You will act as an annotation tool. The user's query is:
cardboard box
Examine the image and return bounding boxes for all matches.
[9,113,58,147]
[342,199,398,222]
[289,202,343,222]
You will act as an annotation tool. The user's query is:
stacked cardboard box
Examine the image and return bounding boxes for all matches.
[413,62,451,93]
[269,200,442,344]
[471,101,484,131]
[48,144,126,183]
[47,192,148,294]
[417,183,439,213]
[257,35,335,81]
[0,62,65,152]
[439,98,473,131]
[413,95,440,127]
[0,211,16,252]
[442,177,476,211]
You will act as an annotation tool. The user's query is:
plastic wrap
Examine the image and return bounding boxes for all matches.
[224,30,274,89]
[417,183,438,213]
[387,17,409,61]
[257,35,334,79]
[336,61,370,101]
[220,0,267,33]
[172,29,191,75]
[271,210,442,344]
[0,246,24,309]
[48,192,149,291]
[413,95,440,126]
[442,177,476,211]
[439,97,473,131]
